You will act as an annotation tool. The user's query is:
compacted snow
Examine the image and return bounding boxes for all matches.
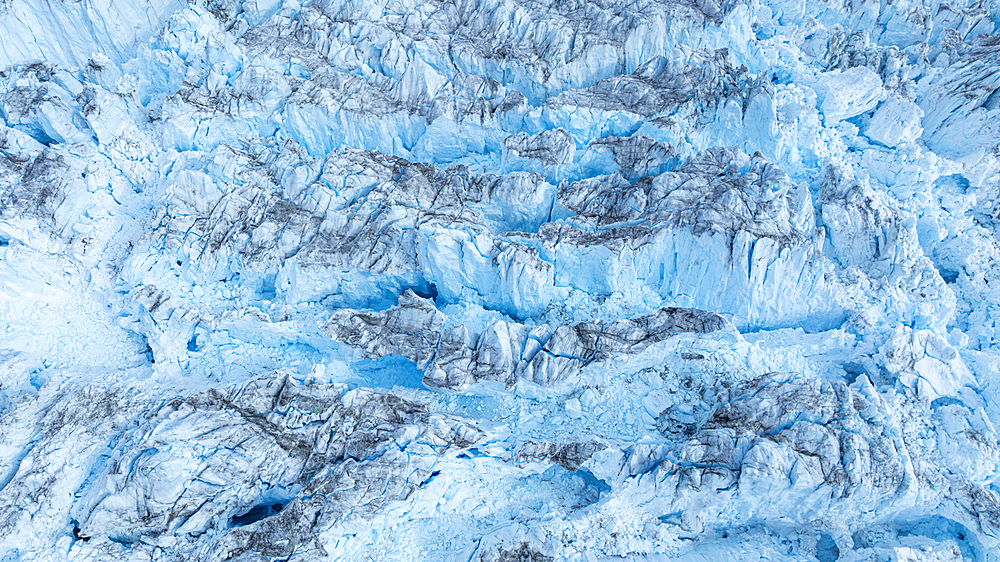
[1,0,1000,560]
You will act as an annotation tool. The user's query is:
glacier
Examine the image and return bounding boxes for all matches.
[1,0,1000,560]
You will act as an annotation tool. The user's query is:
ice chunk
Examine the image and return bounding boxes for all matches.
[865,96,924,147]
[815,66,886,123]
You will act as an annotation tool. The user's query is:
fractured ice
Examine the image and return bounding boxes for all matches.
[1,0,1000,560]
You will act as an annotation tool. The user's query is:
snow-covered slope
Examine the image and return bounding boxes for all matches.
[1,0,1000,560]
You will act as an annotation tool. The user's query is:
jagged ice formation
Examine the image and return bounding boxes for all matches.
[2,0,1000,560]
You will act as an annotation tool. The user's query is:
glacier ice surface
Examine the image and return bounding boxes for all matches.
[1,0,1000,560]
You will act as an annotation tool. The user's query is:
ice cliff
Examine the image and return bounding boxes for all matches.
[1,0,1000,560]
